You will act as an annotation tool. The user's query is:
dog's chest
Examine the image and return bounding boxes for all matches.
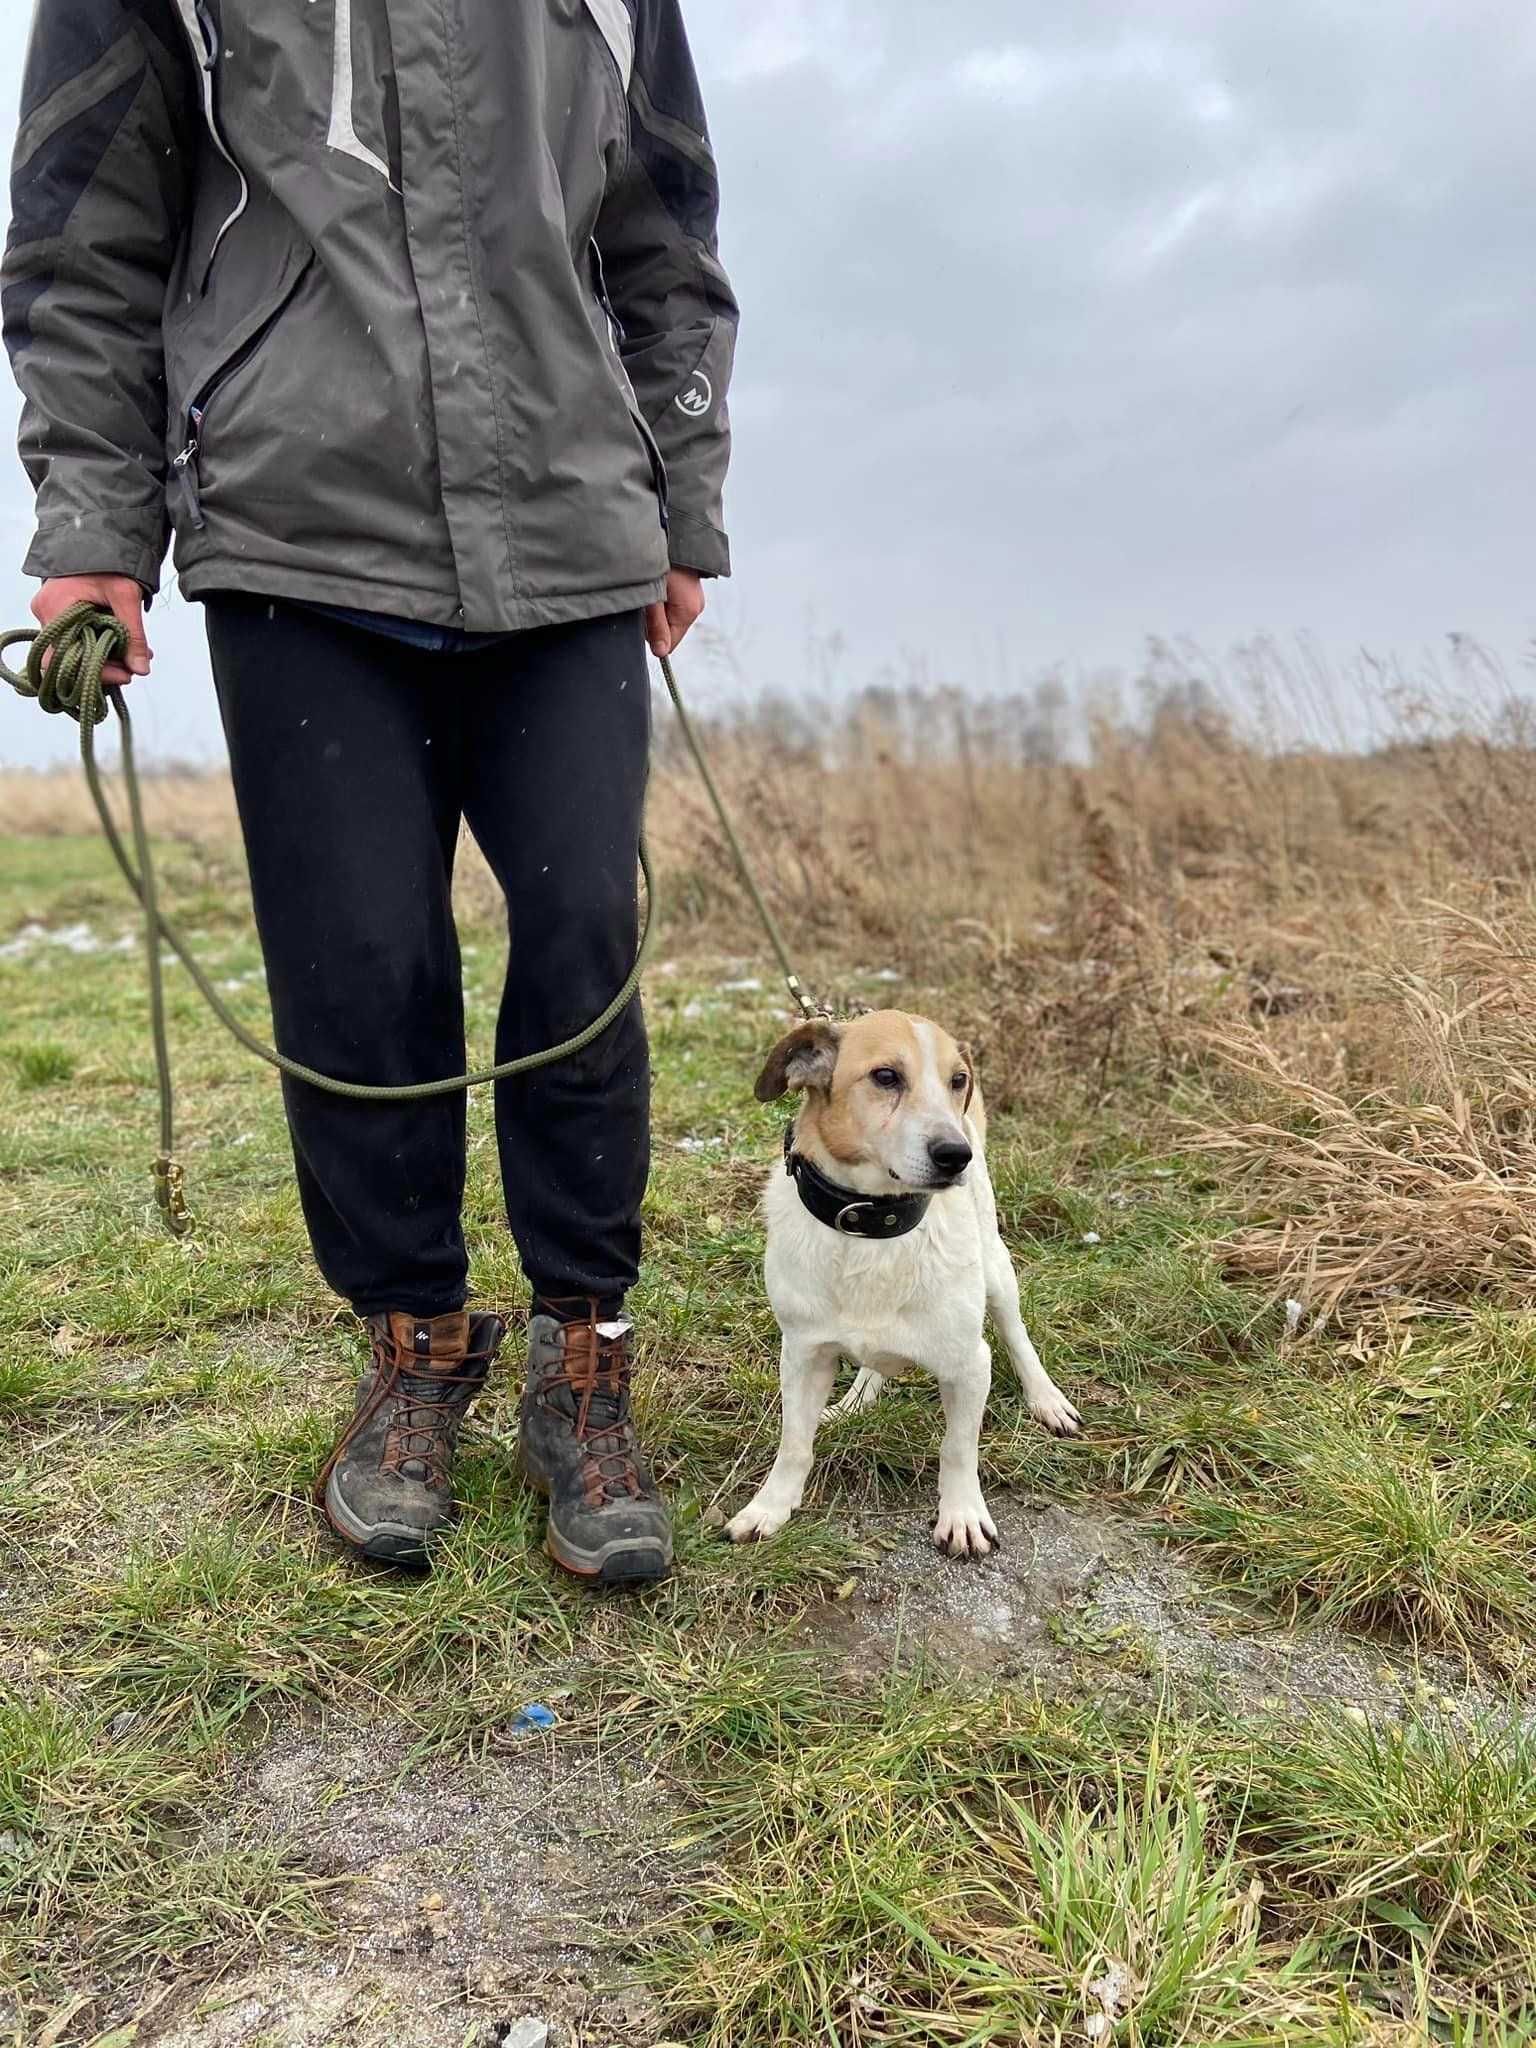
[762,1172,985,1365]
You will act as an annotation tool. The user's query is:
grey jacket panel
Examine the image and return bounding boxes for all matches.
[4,0,736,626]
[597,0,737,578]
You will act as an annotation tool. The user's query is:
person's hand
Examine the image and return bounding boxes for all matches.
[32,574,152,686]
[645,568,705,660]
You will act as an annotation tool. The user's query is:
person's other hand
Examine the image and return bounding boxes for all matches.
[645,568,705,660]
[33,574,152,686]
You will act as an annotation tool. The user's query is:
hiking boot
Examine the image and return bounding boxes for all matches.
[519,1309,672,1587]
[320,1309,507,1566]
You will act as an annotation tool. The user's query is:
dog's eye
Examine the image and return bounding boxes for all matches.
[870,1067,903,1091]
[951,1072,969,1093]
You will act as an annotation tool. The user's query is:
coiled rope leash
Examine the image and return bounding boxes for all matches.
[1,600,819,1237]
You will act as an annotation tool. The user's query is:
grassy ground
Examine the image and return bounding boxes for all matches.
[2,820,1535,2046]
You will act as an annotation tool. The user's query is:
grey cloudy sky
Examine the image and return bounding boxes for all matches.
[3,0,1534,766]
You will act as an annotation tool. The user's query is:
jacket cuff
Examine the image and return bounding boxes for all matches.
[23,520,166,594]
[666,510,731,579]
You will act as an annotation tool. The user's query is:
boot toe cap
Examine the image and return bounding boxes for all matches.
[325,1466,454,1565]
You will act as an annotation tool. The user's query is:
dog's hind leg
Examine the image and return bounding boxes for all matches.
[827,1366,886,1419]
[933,1344,999,1558]
[727,1337,840,1543]
[983,1239,1081,1437]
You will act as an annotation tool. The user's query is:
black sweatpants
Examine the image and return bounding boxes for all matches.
[204,594,651,1319]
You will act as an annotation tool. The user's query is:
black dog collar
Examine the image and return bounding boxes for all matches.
[783,1125,933,1240]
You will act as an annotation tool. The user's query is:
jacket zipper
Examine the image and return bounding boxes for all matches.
[168,275,308,530]
[590,238,670,532]
[589,238,625,349]
[169,409,210,531]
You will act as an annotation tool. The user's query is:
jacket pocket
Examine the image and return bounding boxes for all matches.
[628,394,670,534]
[589,238,670,532]
[168,247,316,533]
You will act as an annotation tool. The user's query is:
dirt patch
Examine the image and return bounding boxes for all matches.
[137,1962,654,2048]
[806,1498,1486,1721]
[804,1501,1132,1687]
[108,1714,694,2048]
[135,1964,485,2048]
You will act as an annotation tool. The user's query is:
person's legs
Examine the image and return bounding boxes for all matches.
[457,609,652,1314]
[204,594,471,1318]
[458,610,668,1585]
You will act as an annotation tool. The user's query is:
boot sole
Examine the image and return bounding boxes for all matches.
[520,1457,672,1588]
[323,1471,441,1569]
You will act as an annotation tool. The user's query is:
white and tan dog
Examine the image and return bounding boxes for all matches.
[727,1011,1080,1557]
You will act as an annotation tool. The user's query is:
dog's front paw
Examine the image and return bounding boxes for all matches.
[726,1495,794,1544]
[933,1495,999,1559]
[1030,1383,1082,1437]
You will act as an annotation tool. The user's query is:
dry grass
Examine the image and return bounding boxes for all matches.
[0,764,237,844]
[1199,904,1536,1313]
[9,639,1536,1319]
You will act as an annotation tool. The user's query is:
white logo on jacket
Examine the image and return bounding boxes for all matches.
[676,372,713,418]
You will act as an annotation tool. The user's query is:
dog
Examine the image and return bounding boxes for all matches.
[726,1011,1080,1558]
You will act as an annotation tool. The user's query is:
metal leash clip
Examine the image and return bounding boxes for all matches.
[154,1154,193,1237]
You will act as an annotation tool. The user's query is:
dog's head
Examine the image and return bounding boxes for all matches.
[755,1010,978,1195]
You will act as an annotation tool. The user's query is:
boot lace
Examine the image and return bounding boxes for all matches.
[315,1322,493,1502]
[546,1316,642,1506]
[379,1360,481,1487]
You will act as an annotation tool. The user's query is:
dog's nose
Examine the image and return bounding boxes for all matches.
[928,1137,973,1178]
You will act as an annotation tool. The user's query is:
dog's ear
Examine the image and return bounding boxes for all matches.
[755,1020,841,1102]
[957,1041,978,1115]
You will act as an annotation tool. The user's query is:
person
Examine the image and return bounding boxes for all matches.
[4,0,737,1587]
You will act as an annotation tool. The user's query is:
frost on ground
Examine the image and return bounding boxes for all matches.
[0,920,136,959]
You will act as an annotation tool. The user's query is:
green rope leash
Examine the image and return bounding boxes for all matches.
[2,600,818,1236]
